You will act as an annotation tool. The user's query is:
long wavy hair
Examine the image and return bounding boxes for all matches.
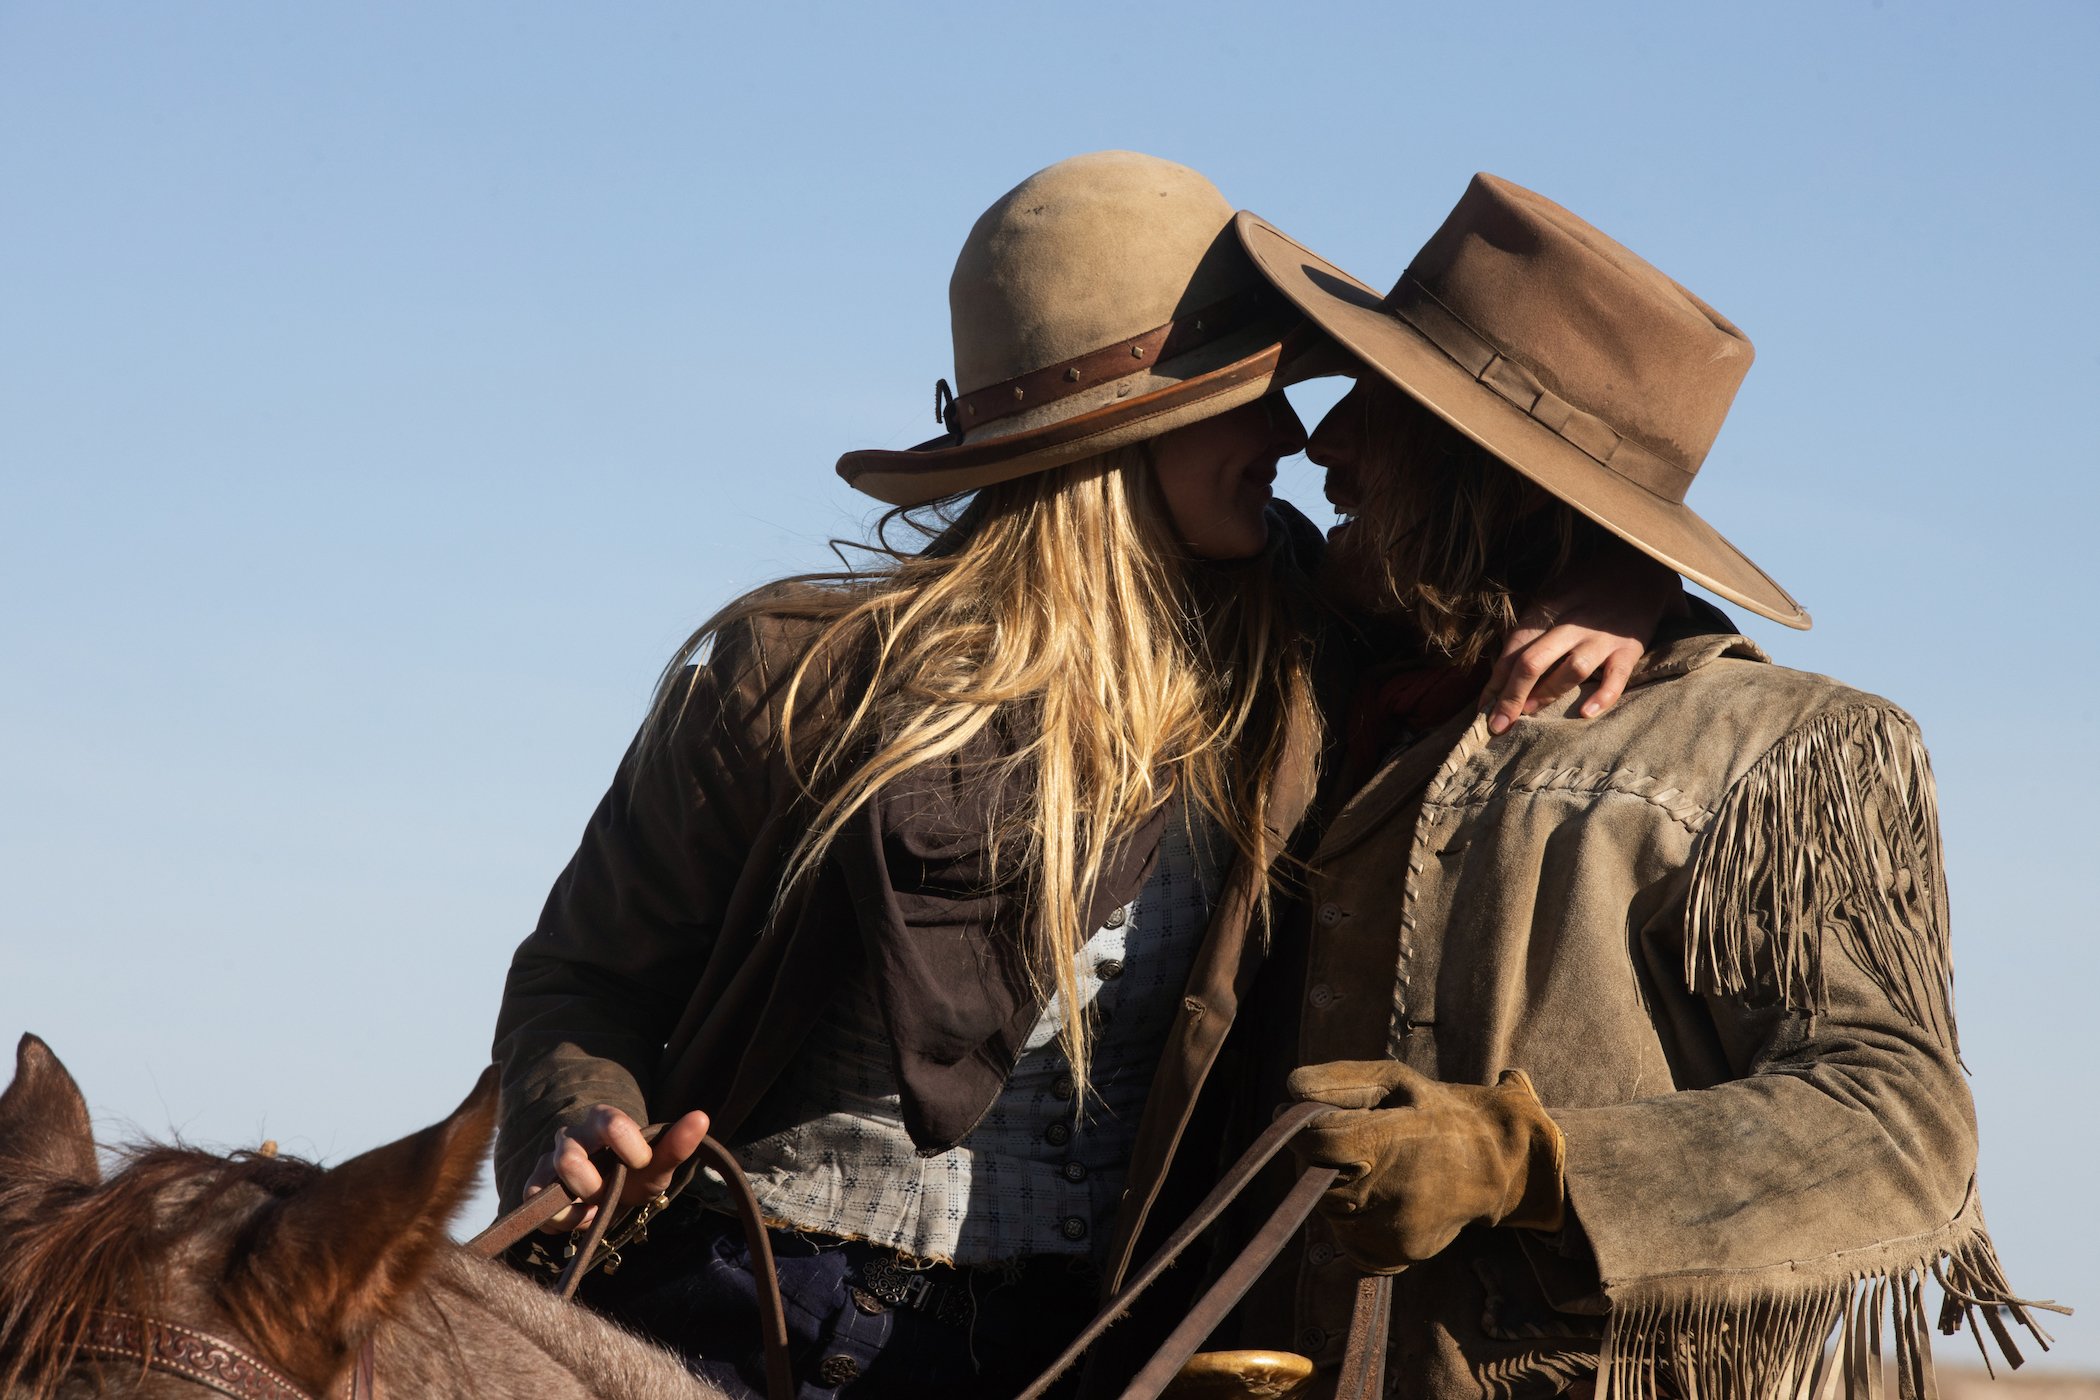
[648,447,1318,1096]
[1330,384,1603,665]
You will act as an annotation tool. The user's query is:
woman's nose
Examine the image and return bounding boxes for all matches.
[1268,397,1309,455]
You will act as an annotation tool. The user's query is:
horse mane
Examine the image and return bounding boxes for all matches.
[0,1144,320,1399]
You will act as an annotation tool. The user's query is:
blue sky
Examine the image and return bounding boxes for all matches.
[3,0,2095,1368]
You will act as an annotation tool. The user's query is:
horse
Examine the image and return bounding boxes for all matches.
[0,1034,728,1399]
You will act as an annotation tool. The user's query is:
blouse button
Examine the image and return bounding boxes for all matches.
[1104,905,1129,929]
[1062,1160,1088,1183]
[1061,1216,1089,1242]
[1096,958,1125,980]
[1045,1122,1072,1146]
[1052,1074,1076,1101]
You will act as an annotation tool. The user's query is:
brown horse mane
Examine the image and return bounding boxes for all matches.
[0,1143,319,1399]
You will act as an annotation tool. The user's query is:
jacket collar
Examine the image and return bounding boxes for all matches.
[1312,598,1760,862]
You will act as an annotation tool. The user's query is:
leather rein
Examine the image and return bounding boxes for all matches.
[69,1109,1382,1400]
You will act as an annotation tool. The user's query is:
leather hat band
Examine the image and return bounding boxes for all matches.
[1384,275,1697,503]
[943,286,1283,435]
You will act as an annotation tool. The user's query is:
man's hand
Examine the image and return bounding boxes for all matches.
[1288,1061,1565,1275]
[521,1105,710,1233]
[1482,544,1686,735]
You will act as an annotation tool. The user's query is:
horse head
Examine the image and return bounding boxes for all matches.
[0,1033,494,1398]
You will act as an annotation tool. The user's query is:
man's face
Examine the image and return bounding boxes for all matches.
[1305,380,1374,543]
[1306,379,1417,613]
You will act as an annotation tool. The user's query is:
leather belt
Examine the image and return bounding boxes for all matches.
[942,286,1285,435]
[853,1254,976,1328]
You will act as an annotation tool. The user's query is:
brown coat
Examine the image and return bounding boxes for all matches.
[490,585,1322,1292]
[1263,618,2048,1400]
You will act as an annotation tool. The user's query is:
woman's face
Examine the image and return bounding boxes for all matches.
[1149,394,1308,559]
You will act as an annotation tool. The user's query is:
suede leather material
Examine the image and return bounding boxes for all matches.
[491,508,1328,1289]
[1260,613,1997,1397]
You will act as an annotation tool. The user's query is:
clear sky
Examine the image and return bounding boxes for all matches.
[3,0,2095,1369]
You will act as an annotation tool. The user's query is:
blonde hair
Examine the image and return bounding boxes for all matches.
[651,448,1317,1096]
[1331,384,1595,665]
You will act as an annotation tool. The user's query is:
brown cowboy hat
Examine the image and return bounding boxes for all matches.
[1237,175,1810,629]
[838,151,1324,507]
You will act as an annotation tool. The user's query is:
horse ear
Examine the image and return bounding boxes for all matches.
[0,1034,100,1183]
[223,1065,499,1385]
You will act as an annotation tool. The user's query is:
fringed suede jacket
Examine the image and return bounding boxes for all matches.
[1265,615,2056,1400]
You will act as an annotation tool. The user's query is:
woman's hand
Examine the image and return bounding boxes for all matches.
[1482,546,1685,735]
[521,1105,710,1233]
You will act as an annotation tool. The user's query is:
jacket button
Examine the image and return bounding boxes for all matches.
[1104,905,1128,929]
[1317,902,1344,927]
[1308,983,1336,1009]
[1096,957,1125,980]
[1052,1074,1076,1101]
[816,1354,861,1386]
[1045,1122,1072,1146]
[1308,1242,1336,1266]
[1061,1216,1089,1241]
[1062,1160,1088,1183]
[1299,1327,1327,1351]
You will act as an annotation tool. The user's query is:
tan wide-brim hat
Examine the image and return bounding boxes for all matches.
[1238,176,1809,629]
[838,151,1326,508]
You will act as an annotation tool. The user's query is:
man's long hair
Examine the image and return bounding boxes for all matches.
[649,447,1317,1098]
[1329,384,1602,664]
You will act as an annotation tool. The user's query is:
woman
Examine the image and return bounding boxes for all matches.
[491,153,1672,1398]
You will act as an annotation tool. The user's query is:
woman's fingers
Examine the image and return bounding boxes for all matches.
[1485,627,1560,735]
[526,1126,604,1233]
[1523,639,1611,712]
[1487,628,1645,733]
[525,1105,645,1234]
[627,1109,711,1205]
[586,1105,656,1173]
[524,1107,711,1229]
[1580,647,1639,719]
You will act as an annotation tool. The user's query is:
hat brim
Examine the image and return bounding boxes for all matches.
[1237,212,1809,630]
[837,315,1334,508]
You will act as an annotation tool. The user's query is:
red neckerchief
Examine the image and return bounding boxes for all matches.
[1337,654,1490,801]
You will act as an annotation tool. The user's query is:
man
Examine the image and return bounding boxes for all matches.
[1229,175,2059,1399]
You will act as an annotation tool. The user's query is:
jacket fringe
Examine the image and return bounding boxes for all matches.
[1683,704,1958,1053]
[1594,1198,2063,1400]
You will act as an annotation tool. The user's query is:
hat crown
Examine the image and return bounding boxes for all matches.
[1405,174,1753,475]
[949,151,1257,394]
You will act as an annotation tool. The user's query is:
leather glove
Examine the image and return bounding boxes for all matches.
[1287,1060,1566,1275]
